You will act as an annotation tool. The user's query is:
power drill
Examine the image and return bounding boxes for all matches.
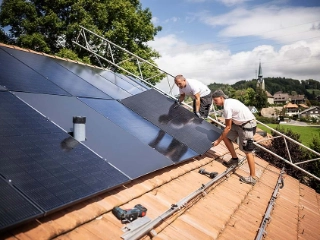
[112,204,147,223]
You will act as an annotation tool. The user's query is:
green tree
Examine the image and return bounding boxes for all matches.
[255,88,268,109]
[257,127,307,181]
[304,136,320,193]
[0,0,163,84]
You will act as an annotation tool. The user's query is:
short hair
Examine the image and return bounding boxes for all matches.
[174,75,185,82]
[212,89,229,99]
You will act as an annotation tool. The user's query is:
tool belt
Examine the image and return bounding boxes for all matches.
[243,126,256,131]
[241,120,256,132]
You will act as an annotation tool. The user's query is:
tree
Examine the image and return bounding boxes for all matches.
[255,88,268,109]
[257,128,306,178]
[304,136,320,193]
[257,127,320,192]
[0,0,164,84]
[244,87,256,106]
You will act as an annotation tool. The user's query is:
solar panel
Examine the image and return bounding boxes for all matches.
[0,91,130,231]
[127,75,152,90]
[0,133,130,212]
[121,89,222,154]
[0,91,62,137]
[55,59,132,99]
[0,177,43,232]
[1,46,112,99]
[0,47,70,96]
[80,98,198,162]
[99,71,147,95]
[14,92,175,178]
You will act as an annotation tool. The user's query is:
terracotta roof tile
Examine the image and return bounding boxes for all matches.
[265,219,297,240]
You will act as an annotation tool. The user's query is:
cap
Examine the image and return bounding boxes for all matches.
[212,90,228,99]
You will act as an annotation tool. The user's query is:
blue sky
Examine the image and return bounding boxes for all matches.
[140,0,320,94]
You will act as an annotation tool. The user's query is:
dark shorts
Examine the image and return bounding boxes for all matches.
[193,93,212,117]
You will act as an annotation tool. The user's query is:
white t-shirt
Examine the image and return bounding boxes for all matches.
[223,99,255,125]
[179,79,211,98]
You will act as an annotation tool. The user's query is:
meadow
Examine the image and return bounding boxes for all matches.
[257,124,320,147]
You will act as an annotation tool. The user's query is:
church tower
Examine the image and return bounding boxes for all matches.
[256,61,265,91]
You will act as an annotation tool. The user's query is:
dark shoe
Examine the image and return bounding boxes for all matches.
[240,176,257,185]
[223,158,239,167]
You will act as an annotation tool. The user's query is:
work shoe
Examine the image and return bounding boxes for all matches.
[240,176,257,185]
[223,158,239,167]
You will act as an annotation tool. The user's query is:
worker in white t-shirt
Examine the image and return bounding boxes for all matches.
[211,89,257,185]
[174,75,212,118]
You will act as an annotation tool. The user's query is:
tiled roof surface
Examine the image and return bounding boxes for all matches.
[284,103,298,109]
[298,104,309,109]
[274,93,289,101]
[3,136,320,240]
[290,95,305,101]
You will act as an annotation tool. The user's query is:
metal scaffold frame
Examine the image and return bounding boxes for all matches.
[73,26,320,182]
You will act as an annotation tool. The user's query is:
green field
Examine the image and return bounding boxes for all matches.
[306,89,320,96]
[257,124,320,147]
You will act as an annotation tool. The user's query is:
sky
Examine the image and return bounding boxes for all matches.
[140,0,320,95]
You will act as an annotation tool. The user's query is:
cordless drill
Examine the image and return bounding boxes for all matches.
[112,204,147,223]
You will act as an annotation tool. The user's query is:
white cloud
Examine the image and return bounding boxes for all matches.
[201,6,320,44]
[164,17,180,23]
[185,0,252,6]
[217,0,252,7]
[149,35,320,95]
[151,16,159,24]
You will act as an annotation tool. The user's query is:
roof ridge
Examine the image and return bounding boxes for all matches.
[0,42,103,70]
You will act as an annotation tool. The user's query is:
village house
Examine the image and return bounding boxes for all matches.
[283,102,299,116]
[290,94,305,104]
[273,91,290,105]
[299,106,320,119]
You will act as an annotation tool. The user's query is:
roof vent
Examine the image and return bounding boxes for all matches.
[73,116,86,142]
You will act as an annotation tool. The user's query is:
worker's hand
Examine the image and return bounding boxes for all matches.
[195,112,201,118]
[212,141,219,147]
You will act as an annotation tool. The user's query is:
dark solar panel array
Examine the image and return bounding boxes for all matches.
[1,47,112,99]
[121,89,222,154]
[0,48,69,96]
[0,92,130,231]
[14,92,174,179]
[56,59,132,99]
[80,97,198,162]
[0,178,43,231]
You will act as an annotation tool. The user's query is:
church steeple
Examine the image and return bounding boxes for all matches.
[258,62,263,78]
